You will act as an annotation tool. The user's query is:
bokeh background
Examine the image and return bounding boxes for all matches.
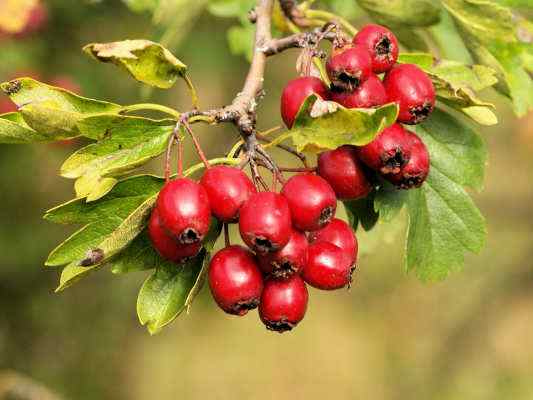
[1,1,532,399]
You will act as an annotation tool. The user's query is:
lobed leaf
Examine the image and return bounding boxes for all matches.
[289,94,398,153]
[83,40,188,89]
[356,0,441,27]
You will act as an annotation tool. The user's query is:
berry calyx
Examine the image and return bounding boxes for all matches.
[156,178,211,244]
[317,145,372,200]
[386,131,430,189]
[356,123,412,175]
[281,76,329,128]
[308,218,358,265]
[326,44,373,92]
[239,192,292,254]
[281,173,337,232]
[383,64,436,125]
[208,245,264,316]
[258,229,308,279]
[353,24,399,74]
[303,242,354,290]
[148,208,201,263]
[200,165,256,223]
[329,74,387,109]
[259,275,308,333]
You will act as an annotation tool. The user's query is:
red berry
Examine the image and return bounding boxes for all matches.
[386,132,430,189]
[308,218,358,265]
[200,165,256,223]
[281,76,329,128]
[258,230,308,279]
[384,64,436,125]
[156,178,211,244]
[353,24,399,74]
[14,2,48,38]
[0,98,16,114]
[208,245,264,316]
[329,73,387,109]
[148,208,201,263]
[303,242,354,290]
[281,173,337,232]
[239,192,292,253]
[356,123,412,175]
[259,275,308,333]
[326,45,373,92]
[317,145,372,200]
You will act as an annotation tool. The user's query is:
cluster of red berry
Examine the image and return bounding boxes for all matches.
[147,24,436,333]
[282,24,435,190]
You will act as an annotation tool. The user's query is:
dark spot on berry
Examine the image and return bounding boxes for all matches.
[332,71,362,92]
[398,173,425,190]
[348,264,357,289]
[3,80,22,96]
[179,228,201,244]
[380,147,409,175]
[230,298,260,316]
[253,236,276,253]
[375,35,392,59]
[264,317,295,333]
[319,206,334,227]
[409,101,434,124]
[271,260,297,279]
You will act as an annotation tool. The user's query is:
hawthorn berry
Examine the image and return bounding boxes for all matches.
[308,218,358,265]
[239,192,292,253]
[386,131,430,189]
[303,242,354,290]
[208,245,264,316]
[384,64,436,124]
[148,208,201,263]
[317,145,372,200]
[353,24,399,73]
[200,165,256,223]
[329,74,387,109]
[281,173,337,232]
[14,2,49,38]
[259,275,308,333]
[281,76,329,128]
[258,229,308,279]
[356,123,412,175]
[156,178,211,244]
[326,44,373,92]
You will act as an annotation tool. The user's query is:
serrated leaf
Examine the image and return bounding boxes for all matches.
[60,115,174,200]
[288,94,398,153]
[54,195,157,291]
[137,256,204,335]
[356,0,441,27]
[0,112,50,143]
[374,182,408,223]
[84,40,188,89]
[405,169,486,281]
[344,193,379,232]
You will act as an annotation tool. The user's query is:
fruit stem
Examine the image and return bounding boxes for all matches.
[120,103,181,119]
[184,157,240,177]
[177,135,184,178]
[181,117,211,169]
[164,134,176,182]
[256,133,309,168]
[183,73,200,110]
[278,166,317,173]
[224,223,230,247]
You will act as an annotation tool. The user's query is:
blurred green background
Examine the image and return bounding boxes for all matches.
[1,1,533,399]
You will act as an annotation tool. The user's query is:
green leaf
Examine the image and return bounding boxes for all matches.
[136,219,222,334]
[60,115,174,200]
[122,0,161,13]
[227,22,255,62]
[83,40,188,89]
[404,109,487,281]
[137,256,204,335]
[0,112,50,143]
[405,169,486,281]
[207,0,255,17]
[289,94,398,153]
[344,192,379,232]
[356,0,441,27]
[374,182,408,223]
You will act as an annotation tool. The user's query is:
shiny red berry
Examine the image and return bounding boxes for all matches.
[148,208,201,263]
[208,245,264,316]
[353,24,399,73]
[259,275,308,333]
[258,230,308,279]
[317,145,372,200]
[281,76,329,128]
[239,192,292,253]
[356,123,412,175]
[386,132,430,189]
[329,74,387,109]
[308,218,358,265]
[156,178,211,244]
[384,64,436,124]
[303,242,354,290]
[200,165,256,223]
[326,45,373,92]
[281,173,337,232]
